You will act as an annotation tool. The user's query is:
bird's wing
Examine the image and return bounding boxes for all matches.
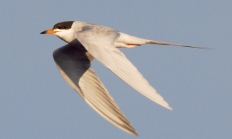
[53,42,138,136]
[75,26,172,110]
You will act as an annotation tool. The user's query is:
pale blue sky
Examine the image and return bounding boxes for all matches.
[1,1,232,139]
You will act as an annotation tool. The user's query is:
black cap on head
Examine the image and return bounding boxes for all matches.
[53,21,74,30]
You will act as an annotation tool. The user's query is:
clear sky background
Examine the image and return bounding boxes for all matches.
[1,1,232,139]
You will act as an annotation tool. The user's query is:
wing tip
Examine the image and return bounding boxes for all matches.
[155,99,172,110]
[128,130,139,136]
[165,105,173,110]
[133,132,139,136]
[160,102,173,110]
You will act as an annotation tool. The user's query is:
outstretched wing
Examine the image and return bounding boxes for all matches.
[75,26,172,110]
[53,42,138,136]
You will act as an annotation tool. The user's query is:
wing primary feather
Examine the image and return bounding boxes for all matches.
[75,26,172,110]
[53,42,138,136]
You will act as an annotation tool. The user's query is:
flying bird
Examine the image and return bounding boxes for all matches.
[40,21,207,136]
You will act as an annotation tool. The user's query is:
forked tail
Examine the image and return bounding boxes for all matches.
[147,40,211,49]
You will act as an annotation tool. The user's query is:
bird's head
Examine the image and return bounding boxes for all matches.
[40,21,75,43]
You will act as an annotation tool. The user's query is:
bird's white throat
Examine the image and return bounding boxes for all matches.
[54,28,76,43]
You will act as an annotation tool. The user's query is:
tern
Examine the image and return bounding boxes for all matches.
[40,21,207,136]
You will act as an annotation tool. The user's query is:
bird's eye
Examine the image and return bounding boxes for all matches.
[54,25,66,29]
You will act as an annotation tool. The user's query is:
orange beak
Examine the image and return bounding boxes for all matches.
[40,28,57,34]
